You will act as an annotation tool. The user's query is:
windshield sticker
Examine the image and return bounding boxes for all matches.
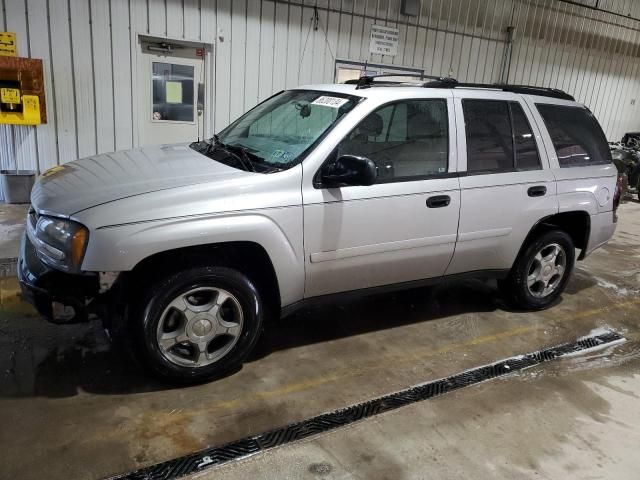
[311,96,349,108]
[270,150,295,162]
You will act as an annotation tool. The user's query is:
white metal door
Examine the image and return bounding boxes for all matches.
[137,41,205,147]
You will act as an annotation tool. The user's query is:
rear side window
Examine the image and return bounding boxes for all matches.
[536,104,611,167]
[463,100,541,173]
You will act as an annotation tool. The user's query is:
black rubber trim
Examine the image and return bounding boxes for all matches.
[106,330,623,480]
[280,269,510,318]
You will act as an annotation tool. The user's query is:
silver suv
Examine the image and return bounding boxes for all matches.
[19,77,620,383]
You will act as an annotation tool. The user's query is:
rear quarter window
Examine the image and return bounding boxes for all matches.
[536,104,612,167]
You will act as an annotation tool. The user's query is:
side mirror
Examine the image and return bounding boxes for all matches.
[321,155,377,187]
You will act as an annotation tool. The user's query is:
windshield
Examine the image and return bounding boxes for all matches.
[191,90,359,172]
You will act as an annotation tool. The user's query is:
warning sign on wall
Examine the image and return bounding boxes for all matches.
[0,32,17,57]
[369,25,399,56]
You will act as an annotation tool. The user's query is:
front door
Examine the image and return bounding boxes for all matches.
[303,95,460,298]
[137,39,205,147]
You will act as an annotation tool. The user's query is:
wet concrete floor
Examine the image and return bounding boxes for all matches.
[0,202,639,480]
[0,203,28,261]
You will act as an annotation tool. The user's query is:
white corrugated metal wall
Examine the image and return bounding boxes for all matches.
[1,0,640,199]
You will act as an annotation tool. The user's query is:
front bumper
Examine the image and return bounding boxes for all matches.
[18,233,100,323]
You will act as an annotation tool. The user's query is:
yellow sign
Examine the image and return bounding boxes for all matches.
[0,95,41,125]
[0,88,21,104]
[166,81,183,104]
[0,32,17,57]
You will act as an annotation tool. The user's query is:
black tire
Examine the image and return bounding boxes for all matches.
[130,266,264,384]
[502,230,575,311]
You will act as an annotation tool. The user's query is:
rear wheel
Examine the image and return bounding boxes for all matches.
[131,266,263,384]
[502,230,575,310]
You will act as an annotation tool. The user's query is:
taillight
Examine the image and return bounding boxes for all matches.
[613,174,623,221]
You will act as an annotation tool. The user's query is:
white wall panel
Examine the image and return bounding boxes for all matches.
[245,0,262,110]
[3,0,640,191]
[26,0,58,173]
[130,0,150,147]
[149,0,168,36]
[285,3,302,88]
[214,0,231,128]
[200,0,216,134]
[273,2,290,92]
[258,1,275,100]
[91,0,116,154]
[70,0,97,159]
[167,0,185,39]
[299,6,315,85]
[111,0,134,151]
[49,0,77,164]
[229,0,247,121]
[184,0,201,40]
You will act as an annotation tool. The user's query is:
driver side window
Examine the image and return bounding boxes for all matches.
[338,99,449,183]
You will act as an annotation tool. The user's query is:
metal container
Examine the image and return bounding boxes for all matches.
[1,170,35,204]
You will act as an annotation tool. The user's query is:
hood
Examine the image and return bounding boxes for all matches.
[31,144,249,216]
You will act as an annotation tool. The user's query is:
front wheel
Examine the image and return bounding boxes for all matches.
[502,230,575,310]
[131,266,264,384]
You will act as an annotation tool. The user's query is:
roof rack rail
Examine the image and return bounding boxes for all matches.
[347,73,457,90]
[423,80,575,101]
[346,74,574,101]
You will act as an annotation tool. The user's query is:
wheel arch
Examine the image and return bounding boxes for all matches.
[513,210,591,269]
[125,241,282,317]
[83,212,305,307]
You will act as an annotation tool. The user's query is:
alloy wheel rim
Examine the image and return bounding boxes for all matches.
[526,243,567,298]
[156,287,243,368]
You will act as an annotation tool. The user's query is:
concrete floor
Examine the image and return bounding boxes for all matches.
[0,203,28,261]
[0,202,639,480]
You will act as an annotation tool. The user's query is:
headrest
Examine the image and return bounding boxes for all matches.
[408,112,442,139]
[359,113,383,137]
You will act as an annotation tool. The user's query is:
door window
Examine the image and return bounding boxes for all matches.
[464,100,513,173]
[535,104,611,167]
[337,99,449,182]
[463,100,540,173]
[152,62,195,122]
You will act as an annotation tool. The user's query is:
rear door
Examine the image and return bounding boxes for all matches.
[302,93,461,298]
[446,91,557,275]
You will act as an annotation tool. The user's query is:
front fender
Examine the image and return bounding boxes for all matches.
[81,207,304,306]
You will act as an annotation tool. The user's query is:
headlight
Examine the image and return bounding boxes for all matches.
[29,215,89,272]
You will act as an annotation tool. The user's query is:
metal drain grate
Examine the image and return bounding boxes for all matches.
[106,330,624,480]
[0,258,18,278]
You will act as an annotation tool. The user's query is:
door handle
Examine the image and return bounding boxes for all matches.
[527,186,547,197]
[426,195,451,208]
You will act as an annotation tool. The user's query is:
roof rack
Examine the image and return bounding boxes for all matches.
[347,74,575,101]
[424,80,575,100]
[346,73,458,90]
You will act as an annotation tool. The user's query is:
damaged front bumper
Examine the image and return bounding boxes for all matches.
[18,232,101,323]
